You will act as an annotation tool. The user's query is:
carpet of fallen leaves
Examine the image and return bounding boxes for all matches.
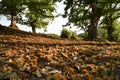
[0,27,120,80]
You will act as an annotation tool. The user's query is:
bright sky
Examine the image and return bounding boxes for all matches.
[0,1,83,35]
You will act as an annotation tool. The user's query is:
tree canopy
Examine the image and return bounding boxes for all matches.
[23,0,56,33]
[0,0,26,29]
[0,0,56,33]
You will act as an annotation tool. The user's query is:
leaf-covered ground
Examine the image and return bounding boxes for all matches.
[0,26,120,80]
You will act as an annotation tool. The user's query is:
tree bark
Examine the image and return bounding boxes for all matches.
[9,15,19,29]
[107,25,114,41]
[87,2,101,40]
[106,16,114,41]
[30,21,36,33]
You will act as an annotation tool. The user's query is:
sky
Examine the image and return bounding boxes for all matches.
[0,1,83,35]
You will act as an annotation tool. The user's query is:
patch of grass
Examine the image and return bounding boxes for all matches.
[70,31,79,40]
[47,34,60,39]
[60,28,71,39]
[60,28,78,40]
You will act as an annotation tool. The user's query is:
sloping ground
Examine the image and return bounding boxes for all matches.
[0,25,120,80]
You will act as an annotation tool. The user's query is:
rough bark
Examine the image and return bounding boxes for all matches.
[87,2,101,40]
[9,15,19,29]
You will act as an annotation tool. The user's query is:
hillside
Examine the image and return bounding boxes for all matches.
[0,25,120,80]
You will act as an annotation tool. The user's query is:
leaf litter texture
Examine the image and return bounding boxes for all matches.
[0,34,120,80]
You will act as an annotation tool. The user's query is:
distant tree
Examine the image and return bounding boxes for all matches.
[99,1,120,40]
[0,0,56,33]
[99,19,120,41]
[113,19,120,41]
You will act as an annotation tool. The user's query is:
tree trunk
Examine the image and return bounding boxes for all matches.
[88,2,101,40]
[9,15,19,29]
[107,16,114,41]
[107,25,114,41]
[30,21,36,33]
[88,24,97,40]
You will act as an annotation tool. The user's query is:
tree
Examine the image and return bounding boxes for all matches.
[87,0,101,40]
[99,1,120,40]
[24,0,55,33]
[0,0,26,29]
[60,0,120,40]
[99,19,120,41]
[62,0,102,40]
[0,0,56,32]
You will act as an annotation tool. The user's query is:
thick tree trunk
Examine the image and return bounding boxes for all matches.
[88,16,100,40]
[9,15,19,29]
[87,2,101,40]
[30,21,36,33]
[88,24,97,40]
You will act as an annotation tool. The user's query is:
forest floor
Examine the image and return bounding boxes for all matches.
[0,25,120,80]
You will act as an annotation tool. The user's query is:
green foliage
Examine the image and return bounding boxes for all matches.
[60,28,78,40]
[98,1,120,41]
[47,34,60,39]
[78,32,88,39]
[98,26,108,39]
[61,0,120,40]
[60,28,71,39]
[0,0,26,20]
[113,31,120,42]
[98,19,120,41]
[0,0,56,31]
[25,0,55,29]
[63,0,91,31]
[112,19,120,42]
[70,31,79,40]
